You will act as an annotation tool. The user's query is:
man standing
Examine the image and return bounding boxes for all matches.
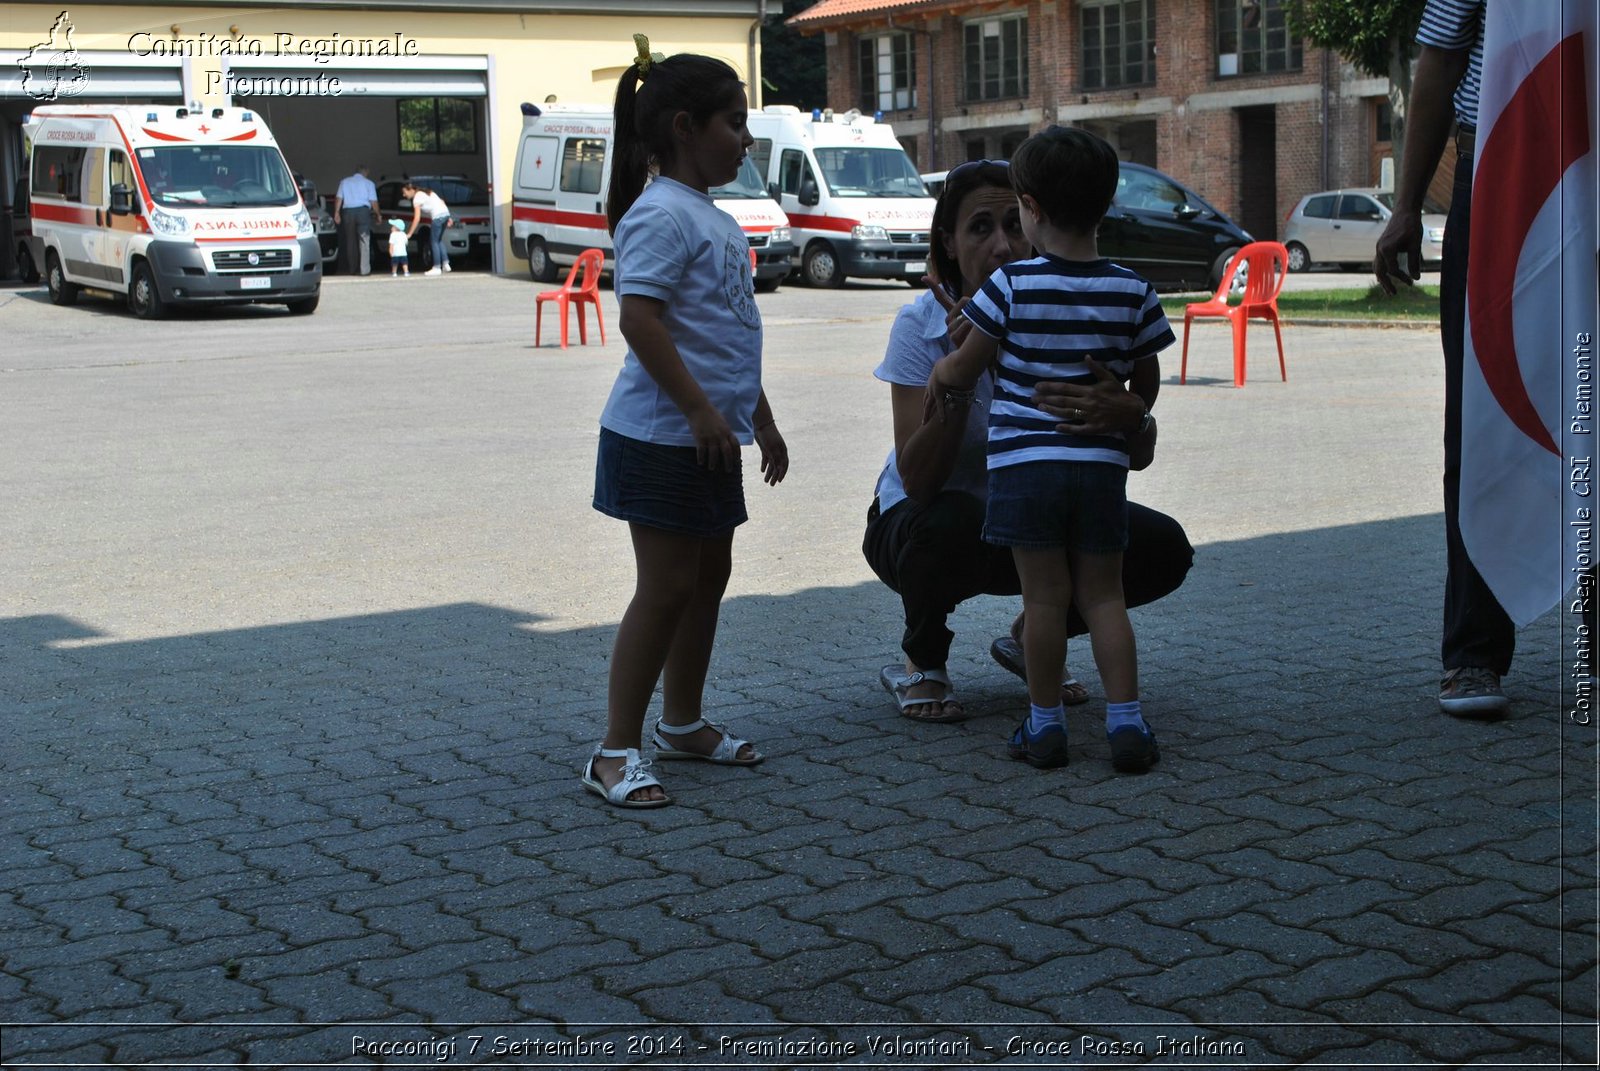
[1373,0,1510,719]
[333,165,380,276]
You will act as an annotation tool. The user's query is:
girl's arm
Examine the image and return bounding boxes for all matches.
[752,389,788,486]
[618,294,740,471]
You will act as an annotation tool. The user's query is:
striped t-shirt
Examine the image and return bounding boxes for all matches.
[962,254,1173,471]
[1416,0,1485,127]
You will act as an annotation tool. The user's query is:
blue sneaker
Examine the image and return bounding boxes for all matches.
[1107,724,1160,773]
[1008,717,1069,768]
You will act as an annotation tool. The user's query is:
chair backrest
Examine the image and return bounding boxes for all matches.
[569,248,604,294]
[1237,240,1289,305]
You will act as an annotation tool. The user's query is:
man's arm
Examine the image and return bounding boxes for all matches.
[1373,44,1472,293]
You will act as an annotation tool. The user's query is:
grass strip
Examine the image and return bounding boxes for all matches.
[1165,284,1439,321]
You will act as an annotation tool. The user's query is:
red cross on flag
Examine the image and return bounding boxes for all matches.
[1461,0,1598,626]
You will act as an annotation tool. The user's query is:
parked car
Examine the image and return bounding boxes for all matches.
[373,175,492,270]
[295,173,338,269]
[914,161,1249,291]
[1283,187,1447,273]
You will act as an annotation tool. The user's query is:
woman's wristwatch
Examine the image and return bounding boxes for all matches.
[1135,407,1154,435]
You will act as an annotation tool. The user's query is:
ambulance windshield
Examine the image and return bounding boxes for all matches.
[709,157,769,200]
[139,145,298,208]
[814,147,927,198]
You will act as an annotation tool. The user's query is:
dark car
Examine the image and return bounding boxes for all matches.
[372,175,493,270]
[1099,162,1253,292]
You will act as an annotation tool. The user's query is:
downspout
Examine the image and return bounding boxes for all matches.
[749,0,768,109]
[1320,46,1331,190]
[925,26,938,169]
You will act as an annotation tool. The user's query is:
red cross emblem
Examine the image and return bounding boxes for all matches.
[197,123,211,134]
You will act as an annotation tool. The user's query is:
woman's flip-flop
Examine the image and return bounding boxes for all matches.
[879,665,969,723]
[652,718,763,765]
[990,636,1092,706]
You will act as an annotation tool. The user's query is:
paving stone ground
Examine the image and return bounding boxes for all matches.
[1,271,1594,1068]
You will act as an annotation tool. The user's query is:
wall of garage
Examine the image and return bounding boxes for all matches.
[2,1,759,276]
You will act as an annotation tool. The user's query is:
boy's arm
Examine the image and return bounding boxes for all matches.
[1128,355,1160,412]
[1126,357,1160,472]
[924,328,998,424]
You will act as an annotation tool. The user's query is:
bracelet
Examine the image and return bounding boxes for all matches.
[940,387,976,407]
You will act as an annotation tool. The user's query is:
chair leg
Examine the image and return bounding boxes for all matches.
[595,300,606,345]
[559,295,569,349]
[1231,312,1248,387]
[576,302,588,345]
[1180,314,1192,384]
[535,302,543,347]
[1271,312,1286,381]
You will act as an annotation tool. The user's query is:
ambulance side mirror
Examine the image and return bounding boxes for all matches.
[798,181,819,207]
[109,184,136,216]
[767,182,780,201]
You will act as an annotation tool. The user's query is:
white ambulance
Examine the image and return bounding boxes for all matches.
[25,104,321,318]
[746,105,935,288]
[510,103,795,291]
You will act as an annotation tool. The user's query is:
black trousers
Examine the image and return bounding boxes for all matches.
[1439,149,1515,675]
[862,489,1194,671]
[339,206,373,275]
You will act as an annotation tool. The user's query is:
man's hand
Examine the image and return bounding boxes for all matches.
[1373,208,1423,295]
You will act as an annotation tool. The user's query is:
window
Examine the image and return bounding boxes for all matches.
[1302,194,1336,219]
[778,149,817,196]
[1216,0,1302,76]
[964,15,1028,101]
[1081,0,1155,89]
[32,144,88,201]
[398,98,477,154]
[857,33,916,113]
[751,138,773,185]
[560,138,606,195]
[1116,167,1186,212]
[1336,194,1383,221]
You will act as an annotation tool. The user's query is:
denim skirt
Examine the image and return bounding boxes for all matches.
[593,427,747,537]
[984,460,1128,552]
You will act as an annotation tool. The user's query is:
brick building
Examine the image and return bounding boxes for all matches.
[787,0,1415,242]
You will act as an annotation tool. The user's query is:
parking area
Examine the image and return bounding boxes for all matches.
[0,270,1589,1065]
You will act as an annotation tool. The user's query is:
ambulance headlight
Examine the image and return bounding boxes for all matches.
[851,224,888,242]
[147,205,192,237]
[291,205,314,237]
[770,226,790,244]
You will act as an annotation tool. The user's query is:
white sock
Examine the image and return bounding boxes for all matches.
[1106,700,1147,733]
[1028,702,1066,735]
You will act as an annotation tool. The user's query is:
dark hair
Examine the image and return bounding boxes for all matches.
[605,53,744,234]
[929,161,1013,298]
[1010,125,1119,234]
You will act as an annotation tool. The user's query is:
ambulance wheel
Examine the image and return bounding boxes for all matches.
[802,242,844,288]
[528,238,557,283]
[128,261,167,320]
[285,295,319,315]
[46,251,79,307]
[16,244,40,284]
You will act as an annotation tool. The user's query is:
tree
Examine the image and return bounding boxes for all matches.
[760,0,827,110]
[1289,0,1428,184]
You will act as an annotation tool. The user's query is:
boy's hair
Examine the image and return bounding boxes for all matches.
[1009,125,1119,234]
[929,160,1013,298]
[606,53,745,234]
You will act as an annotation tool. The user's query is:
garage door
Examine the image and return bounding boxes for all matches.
[222,56,487,98]
[0,52,183,99]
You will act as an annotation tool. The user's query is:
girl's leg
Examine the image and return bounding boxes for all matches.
[658,532,754,759]
[1069,550,1136,703]
[1011,547,1073,709]
[596,523,706,802]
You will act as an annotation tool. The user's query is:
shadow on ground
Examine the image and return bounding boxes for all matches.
[2,514,1593,1066]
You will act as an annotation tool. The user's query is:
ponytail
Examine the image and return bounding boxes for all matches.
[604,48,744,234]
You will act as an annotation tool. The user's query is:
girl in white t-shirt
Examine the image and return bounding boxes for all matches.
[581,35,788,809]
[401,182,452,275]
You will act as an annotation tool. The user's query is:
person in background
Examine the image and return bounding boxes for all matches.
[387,219,410,278]
[332,164,379,276]
[402,182,453,277]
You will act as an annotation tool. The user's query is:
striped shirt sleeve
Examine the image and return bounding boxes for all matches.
[1415,0,1484,126]
[1126,283,1176,361]
[961,266,1012,340]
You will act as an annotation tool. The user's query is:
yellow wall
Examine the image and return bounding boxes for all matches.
[3,4,759,269]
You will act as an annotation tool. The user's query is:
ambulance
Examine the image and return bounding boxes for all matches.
[746,105,935,288]
[510,103,795,291]
[25,104,322,318]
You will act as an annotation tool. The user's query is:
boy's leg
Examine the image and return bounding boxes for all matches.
[658,532,755,759]
[597,523,705,802]
[1069,550,1137,703]
[1013,547,1073,708]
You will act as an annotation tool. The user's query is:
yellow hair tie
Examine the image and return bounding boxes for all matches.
[633,33,666,76]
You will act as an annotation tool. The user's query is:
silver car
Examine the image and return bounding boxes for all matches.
[1282,187,1447,273]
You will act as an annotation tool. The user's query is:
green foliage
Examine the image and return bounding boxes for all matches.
[1287,0,1427,78]
[760,0,827,109]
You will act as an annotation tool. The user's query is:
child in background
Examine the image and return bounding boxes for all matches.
[581,35,788,809]
[387,220,410,277]
[928,126,1173,773]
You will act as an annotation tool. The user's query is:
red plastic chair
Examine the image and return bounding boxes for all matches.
[1180,241,1289,387]
[536,248,606,349]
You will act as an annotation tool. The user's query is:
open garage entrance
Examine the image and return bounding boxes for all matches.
[223,57,498,272]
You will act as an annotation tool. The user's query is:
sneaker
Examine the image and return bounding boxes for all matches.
[442,260,452,273]
[1438,666,1509,719]
[423,267,442,276]
[1107,725,1160,773]
[1008,717,1069,768]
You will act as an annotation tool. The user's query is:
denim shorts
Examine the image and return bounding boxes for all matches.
[983,460,1129,552]
[593,427,747,537]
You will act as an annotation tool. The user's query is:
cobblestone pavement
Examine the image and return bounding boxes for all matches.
[1,273,1593,1068]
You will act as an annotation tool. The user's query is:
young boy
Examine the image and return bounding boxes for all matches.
[928,126,1174,773]
[387,219,411,277]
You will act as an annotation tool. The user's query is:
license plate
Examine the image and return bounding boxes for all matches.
[240,276,271,290]
[905,260,927,274]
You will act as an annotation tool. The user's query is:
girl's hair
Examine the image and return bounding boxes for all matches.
[401,182,433,196]
[606,53,744,234]
[929,160,1013,298]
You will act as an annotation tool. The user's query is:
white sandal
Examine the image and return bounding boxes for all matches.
[581,746,671,808]
[652,718,763,765]
[879,665,969,723]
